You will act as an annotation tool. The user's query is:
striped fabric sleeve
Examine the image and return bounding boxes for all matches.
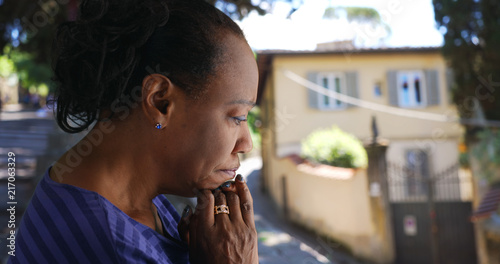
[9,168,190,264]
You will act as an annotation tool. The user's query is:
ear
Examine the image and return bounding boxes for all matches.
[141,74,177,129]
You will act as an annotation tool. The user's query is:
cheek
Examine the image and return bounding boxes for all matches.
[196,122,237,162]
[177,118,234,166]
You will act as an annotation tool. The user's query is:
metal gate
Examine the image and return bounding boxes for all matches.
[388,160,477,264]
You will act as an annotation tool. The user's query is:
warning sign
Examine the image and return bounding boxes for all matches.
[404,215,417,236]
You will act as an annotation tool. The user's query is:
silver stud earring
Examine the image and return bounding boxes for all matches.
[155,123,162,129]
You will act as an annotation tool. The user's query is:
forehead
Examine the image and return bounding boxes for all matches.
[204,34,258,105]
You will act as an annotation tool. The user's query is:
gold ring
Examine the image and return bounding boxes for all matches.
[214,205,230,215]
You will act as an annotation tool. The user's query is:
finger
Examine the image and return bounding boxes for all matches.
[195,189,214,227]
[213,189,230,226]
[178,205,192,245]
[225,191,242,223]
[235,174,255,229]
[220,180,237,193]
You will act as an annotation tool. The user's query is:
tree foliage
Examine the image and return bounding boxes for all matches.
[324,6,381,23]
[0,52,15,78]
[0,0,273,89]
[433,0,500,137]
[323,6,390,46]
[1,0,383,93]
[0,46,53,92]
[206,0,268,19]
[471,128,500,183]
[0,0,273,94]
[0,0,71,64]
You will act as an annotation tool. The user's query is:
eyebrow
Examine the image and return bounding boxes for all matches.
[227,99,257,107]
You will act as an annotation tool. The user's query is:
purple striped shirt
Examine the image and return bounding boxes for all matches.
[8,167,190,263]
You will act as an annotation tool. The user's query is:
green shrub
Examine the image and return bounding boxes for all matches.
[301,126,367,168]
[459,152,470,168]
[470,129,500,183]
[247,107,261,149]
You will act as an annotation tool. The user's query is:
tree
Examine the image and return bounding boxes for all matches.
[323,6,390,47]
[205,0,268,19]
[0,0,73,64]
[0,0,272,92]
[0,0,270,64]
[433,0,500,138]
[0,0,385,94]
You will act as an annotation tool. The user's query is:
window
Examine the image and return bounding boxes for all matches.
[307,71,358,110]
[387,69,440,108]
[317,72,346,109]
[397,71,426,107]
[374,82,382,97]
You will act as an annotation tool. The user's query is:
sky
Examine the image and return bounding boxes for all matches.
[237,0,444,50]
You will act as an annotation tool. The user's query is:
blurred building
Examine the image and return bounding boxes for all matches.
[256,45,483,263]
[257,45,460,177]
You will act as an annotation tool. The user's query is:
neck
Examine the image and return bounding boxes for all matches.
[50,118,159,217]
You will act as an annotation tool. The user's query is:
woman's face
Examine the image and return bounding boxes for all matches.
[160,34,258,196]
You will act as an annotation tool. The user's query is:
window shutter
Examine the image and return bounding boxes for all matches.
[387,71,398,106]
[307,72,319,109]
[345,71,358,108]
[425,69,440,106]
[446,68,454,104]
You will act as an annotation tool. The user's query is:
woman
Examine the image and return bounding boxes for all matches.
[10,0,259,263]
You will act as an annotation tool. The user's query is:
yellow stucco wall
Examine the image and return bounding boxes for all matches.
[268,157,391,262]
[270,52,462,147]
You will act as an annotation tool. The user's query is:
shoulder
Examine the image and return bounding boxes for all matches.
[11,168,121,263]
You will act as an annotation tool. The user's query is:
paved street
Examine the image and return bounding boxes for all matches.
[243,158,330,264]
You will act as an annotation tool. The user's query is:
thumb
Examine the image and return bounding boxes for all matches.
[178,205,193,245]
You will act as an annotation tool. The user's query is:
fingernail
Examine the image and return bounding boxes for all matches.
[182,205,191,218]
[236,174,244,182]
[221,181,232,188]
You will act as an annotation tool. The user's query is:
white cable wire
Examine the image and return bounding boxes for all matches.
[283,69,500,127]
[283,69,459,123]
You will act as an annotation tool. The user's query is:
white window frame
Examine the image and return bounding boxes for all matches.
[396,70,427,108]
[316,72,347,110]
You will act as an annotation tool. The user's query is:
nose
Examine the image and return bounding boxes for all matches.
[233,123,253,154]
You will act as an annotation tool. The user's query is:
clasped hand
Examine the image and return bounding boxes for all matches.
[178,176,259,264]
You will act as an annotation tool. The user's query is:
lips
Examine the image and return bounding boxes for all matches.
[219,168,238,179]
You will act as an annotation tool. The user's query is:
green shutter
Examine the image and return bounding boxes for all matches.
[387,71,398,106]
[425,69,440,106]
[345,71,358,108]
[307,72,319,109]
